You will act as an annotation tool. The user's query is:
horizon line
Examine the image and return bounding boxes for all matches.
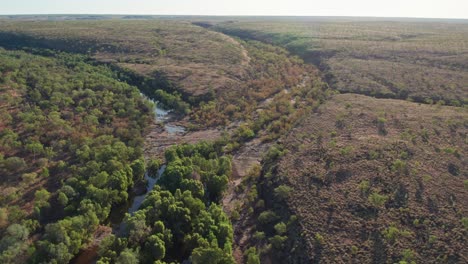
[1,14,468,20]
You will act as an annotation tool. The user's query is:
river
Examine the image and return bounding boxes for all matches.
[72,102,182,264]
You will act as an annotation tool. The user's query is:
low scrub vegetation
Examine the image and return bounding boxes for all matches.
[213,19,468,106]
[270,94,467,263]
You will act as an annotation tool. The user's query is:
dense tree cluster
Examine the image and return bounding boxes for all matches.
[98,142,235,264]
[0,48,153,263]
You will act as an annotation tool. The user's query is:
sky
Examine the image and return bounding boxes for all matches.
[1,0,468,19]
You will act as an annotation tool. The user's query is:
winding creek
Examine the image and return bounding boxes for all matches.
[72,103,184,264]
[155,105,186,134]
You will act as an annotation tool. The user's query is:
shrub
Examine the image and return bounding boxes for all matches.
[422,174,432,182]
[25,142,44,161]
[230,210,240,221]
[57,192,69,207]
[274,222,287,235]
[368,150,379,159]
[420,129,429,142]
[340,146,354,156]
[236,124,255,141]
[376,117,387,135]
[21,172,37,183]
[147,159,162,177]
[274,185,292,200]
[258,210,278,226]
[368,192,388,208]
[253,231,265,241]
[244,247,260,264]
[351,245,358,255]
[40,168,49,178]
[34,189,51,209]
[400,249,416,264]
[358,180,370,196]
[269,235,287,249]
[383,224,412,243]
[443,147,458,156]
[391,159,407,174]
[462,217,468,230]
[315,233,325,245]
[3,157,26,171]
[247,186,258,202]
[255,199,265,209]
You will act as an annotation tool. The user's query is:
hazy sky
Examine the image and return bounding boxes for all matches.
[1,0,468,19]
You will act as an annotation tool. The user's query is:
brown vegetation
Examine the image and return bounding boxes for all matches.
[276,94,467,263]
[214,19,468,105]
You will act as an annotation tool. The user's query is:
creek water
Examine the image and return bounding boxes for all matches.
[127,165,166,214]
[154,100,186,135]
[72,102,178,264]
[72,165,165,264]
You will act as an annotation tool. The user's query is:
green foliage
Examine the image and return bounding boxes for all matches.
[145,235,165,260]
[235,124,255,141]
[400,249,416,264]
[131,158,146,183]
[2,157,26,171]
[0,48,152,263]
[391,159,407,174]
[351,245,359,255]
[340,146,354,156]
[159,142,230,202]
[113,187,234,263]
[244,247,261,264]
[263,145,285,166]
[369,150,380,160]
[443,147,459,156]
[36,210,99,263]
[98,142,235,263]
[253,231,265,241]
[154,89,190,115]
[21,172,37,183]
[147,158,162,177]
[462,217,468,230]
[377,117,387,135]
[368,192,388,208]
[269,235,287,249]
[258,210,279,227]
[428,235,437,244]
[358,180,370,196]
[34,189,51,209]
[274,185,292,200]
[116,248,139,264]
[382,224,412,244]
[0,223,32,263]
[315,233,325,245]
[230,210,240,221]
[25,141,44,161]
[274,222,287,235]
[191,241,235,264]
